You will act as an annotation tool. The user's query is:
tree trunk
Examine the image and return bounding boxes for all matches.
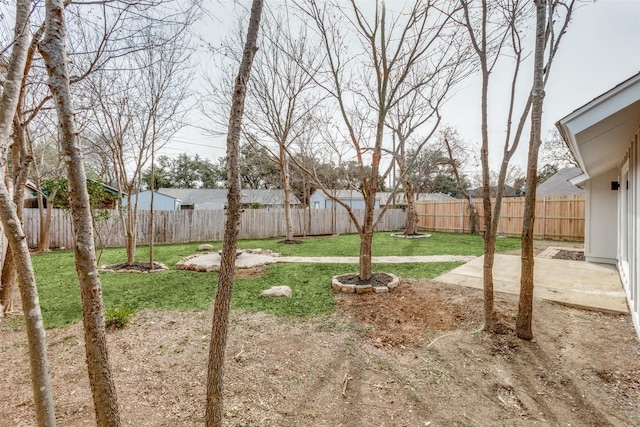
[1,106,34,314]
[358,184,377,280]
[205,1,262,426]
[125,198,136,265]
[0,0,57,424]
[40,0,121,425]
[403,182,418,236]
[0,245,16,313]
[359,228,374,280]
[149,154,155,270]
[517,0,547,341]
[37,193,56,252]
[467,196,479,234]
[474,0,498,332]
[480,69,495,331]
[0,187,57,427]
[280,146,294,242]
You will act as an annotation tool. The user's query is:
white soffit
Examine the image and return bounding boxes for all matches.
[556,72,640,179]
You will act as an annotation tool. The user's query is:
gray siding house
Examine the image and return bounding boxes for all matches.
[557,72,640,340]
[131,188,301,210]
[126,190,181,210]
[309,189,381,210]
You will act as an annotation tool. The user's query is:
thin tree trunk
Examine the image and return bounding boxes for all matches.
[125,198,136,265]
[442,134,479,235]
[205,1,263,425]
[1,108,33,312]
[149,152,155,270]
[474,0,497,333]
[517,0,547,341]
[480,70,495,331]
[0,0,57,424]
[40,0,121,425]
[466,195,479,234]
[280,147,294,242]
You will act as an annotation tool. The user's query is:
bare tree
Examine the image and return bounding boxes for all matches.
[241,6,324,243]
[296,0,462,280]
[40,0,122,424]
[460,0,537,332]
[0,0,57,424]
[205,2,263,425]
[84,7,195,266]
[517,0,576,340]
[384,52,469,235]
[203,7,322,243]
[440,126,479,234]
[540,128,578,170]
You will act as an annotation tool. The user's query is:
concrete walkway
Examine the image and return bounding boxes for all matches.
[277,255,476,264]
[179,250,628,313]
[433,254,628,314]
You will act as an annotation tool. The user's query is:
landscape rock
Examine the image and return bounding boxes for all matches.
[197,244,214,251]
[260,285,292,298]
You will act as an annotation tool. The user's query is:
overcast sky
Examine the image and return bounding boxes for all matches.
[165,0,640,172]
[442,0,640,168]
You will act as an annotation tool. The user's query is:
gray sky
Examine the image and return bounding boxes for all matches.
[166,0,640,173]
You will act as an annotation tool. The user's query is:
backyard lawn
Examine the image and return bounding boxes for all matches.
[6,231,639,426]
[32,231,520,328]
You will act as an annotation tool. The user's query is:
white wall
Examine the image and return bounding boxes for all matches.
[620,131,640,340]
[584,168,618,263]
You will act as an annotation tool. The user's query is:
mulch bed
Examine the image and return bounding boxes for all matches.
[101,262,168,273]
[334,272,393,287]
[553,250,585,261]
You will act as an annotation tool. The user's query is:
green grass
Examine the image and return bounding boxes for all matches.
[237,231,520,257]
[33,251,215,328]
[31,231,516,328]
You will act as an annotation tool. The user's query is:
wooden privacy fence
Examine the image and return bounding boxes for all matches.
[416,195,585,241]
[21,208,407,249]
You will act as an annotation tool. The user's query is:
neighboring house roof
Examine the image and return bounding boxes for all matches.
[536,167,585,197]
[313,189,379,201]
[378,192,404,205]
[158,188,226,208]
[136,190,180,201]
[94,180,125,196]
[468,185,518,198]
[556,71,640,181]
[377,192,455,205]
[157,188,300,207]
[240,189,301,206]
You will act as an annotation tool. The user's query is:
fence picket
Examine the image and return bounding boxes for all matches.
[19,208,407,249]
[415,195,585,241]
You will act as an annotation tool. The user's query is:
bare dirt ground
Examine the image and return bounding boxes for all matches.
[2,272,639,427]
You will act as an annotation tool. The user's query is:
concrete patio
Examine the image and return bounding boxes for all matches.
[433,251,628,313]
